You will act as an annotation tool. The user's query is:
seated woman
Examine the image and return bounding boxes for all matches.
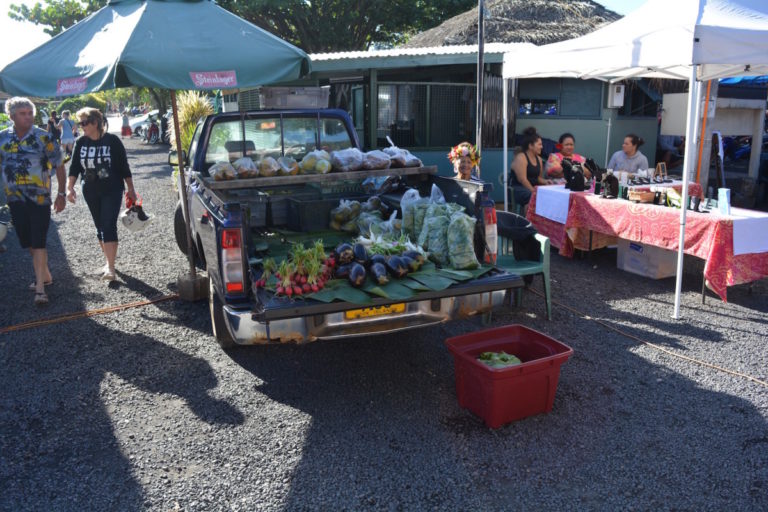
[608,133,649,174]
[510,127,553,208]
[545,132,591,179]
[448,141,481,181]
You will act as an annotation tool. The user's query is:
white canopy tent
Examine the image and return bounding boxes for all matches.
[499,0,768,318]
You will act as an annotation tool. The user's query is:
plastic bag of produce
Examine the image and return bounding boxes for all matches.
[424,216,450,265]
[210,161,237,181]
[331,148,364,172]
[362,175,400,195]
[356,211,383,234]
[362,150,392,170]
[402,149,422,168]
[233,157,259,178]
[400,188,425,239]
[448,212,479,269]
[369,210,401,237]
[300,150,332,174]
[259,156,279,177]
[277,156,299,176]
[382,146,407,168]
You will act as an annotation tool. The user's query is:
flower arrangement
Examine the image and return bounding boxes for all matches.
[448,141,480,167]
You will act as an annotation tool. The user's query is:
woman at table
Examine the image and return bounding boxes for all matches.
[545,132,591,179]
[608,133,649,174]
[510,127,553,208]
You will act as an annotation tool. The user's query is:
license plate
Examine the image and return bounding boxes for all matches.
[345,303,406,320]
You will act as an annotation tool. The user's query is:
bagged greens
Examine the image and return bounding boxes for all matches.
[448,212,479,269]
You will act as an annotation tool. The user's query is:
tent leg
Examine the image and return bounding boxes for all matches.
[503,77,509,212]
[673,68,703,319]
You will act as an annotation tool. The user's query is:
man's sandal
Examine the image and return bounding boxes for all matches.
[34,292,49,306]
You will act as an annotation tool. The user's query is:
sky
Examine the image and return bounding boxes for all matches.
[0,0,52,69]
[0,0,650,70]
[598,0,648,15]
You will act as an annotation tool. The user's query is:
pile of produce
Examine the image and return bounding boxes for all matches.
[211,145,423,181]
[253,240,335,297]
[477,351,522,368]
[331,241,426,288]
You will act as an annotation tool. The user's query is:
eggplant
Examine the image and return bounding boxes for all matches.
[353,243,368,264]
[334,243,354,264]
[369,254,387,267]
[400,255,420,273]
[334,263,354,279]
[370,262,389,285]
[348,262,367,287]
[386,255,408,278]
[403,250,426,265]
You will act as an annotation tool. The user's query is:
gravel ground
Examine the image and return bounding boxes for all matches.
[1,126,767,511]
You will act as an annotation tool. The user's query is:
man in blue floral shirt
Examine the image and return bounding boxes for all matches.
[0,97,67,305]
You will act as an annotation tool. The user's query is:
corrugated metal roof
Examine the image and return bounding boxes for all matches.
[310,42,533,61]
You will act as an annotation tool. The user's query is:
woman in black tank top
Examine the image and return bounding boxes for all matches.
[510,127,552,209]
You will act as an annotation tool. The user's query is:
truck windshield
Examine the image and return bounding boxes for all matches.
[205,115,353,164]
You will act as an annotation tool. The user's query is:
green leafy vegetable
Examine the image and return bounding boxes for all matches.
[477,351,522,368]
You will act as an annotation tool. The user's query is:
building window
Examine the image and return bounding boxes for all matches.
[518,78,602,118]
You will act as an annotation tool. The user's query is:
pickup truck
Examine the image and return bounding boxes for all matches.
[172,108,522,347]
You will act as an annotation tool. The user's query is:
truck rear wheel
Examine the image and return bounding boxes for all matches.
[209,278,236,348]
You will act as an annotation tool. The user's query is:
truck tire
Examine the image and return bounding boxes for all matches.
[174,201,188,255]
[209,278,236,348]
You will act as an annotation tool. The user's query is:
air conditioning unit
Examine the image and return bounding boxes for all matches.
[606,84,625,108]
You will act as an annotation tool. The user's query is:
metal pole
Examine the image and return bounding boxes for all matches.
[604,116,612,167]
[503,77,508,211]
[673,67,702,319]
[475,0,484,171]
[171,90,197,278]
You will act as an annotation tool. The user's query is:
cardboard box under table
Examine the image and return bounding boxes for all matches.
[617,239,677,279]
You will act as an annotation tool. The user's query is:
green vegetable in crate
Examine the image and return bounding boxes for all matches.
[369,262,389,285]
[477,351,522,368]
[447,212,479,270]
[348,263,367,287]
[353,243,369,264]
[334,243,354,264]
[386,255,409,278]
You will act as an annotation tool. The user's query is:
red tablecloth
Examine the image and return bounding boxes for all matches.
[526,184,768,302]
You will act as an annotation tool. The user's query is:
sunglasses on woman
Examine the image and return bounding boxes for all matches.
[79,120,91,127]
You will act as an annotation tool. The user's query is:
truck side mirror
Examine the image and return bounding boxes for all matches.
[168,150,188,167]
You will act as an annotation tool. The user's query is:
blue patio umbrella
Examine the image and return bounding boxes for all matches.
[0,0,311,293]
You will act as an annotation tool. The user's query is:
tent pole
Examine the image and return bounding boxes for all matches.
[475,0,484,169]
[604,115,612,168]
[673,68,702,319]
[503,77,509,211]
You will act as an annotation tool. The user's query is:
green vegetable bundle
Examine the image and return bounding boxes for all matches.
[447,212,479,270]
[477,351,522,368]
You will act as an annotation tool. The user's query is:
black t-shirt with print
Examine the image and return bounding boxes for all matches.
[69,133,131,194]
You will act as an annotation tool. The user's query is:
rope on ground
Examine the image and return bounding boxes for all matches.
[0,294,179,335]
[527,288,768,388]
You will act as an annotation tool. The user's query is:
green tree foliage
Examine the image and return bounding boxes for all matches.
[9,0,474,52]
[54,92,106,115]
[217,0,475,52]
[8,0,106,36]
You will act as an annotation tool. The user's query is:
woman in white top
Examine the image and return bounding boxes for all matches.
[607,133,649,174]
[56,110,77,160]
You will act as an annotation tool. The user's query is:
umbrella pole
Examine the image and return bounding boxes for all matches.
[673,68,702,319]
[171,90,207,301]
[503,77,508,211]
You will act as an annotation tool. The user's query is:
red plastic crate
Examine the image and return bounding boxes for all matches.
[445,324,573,428]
